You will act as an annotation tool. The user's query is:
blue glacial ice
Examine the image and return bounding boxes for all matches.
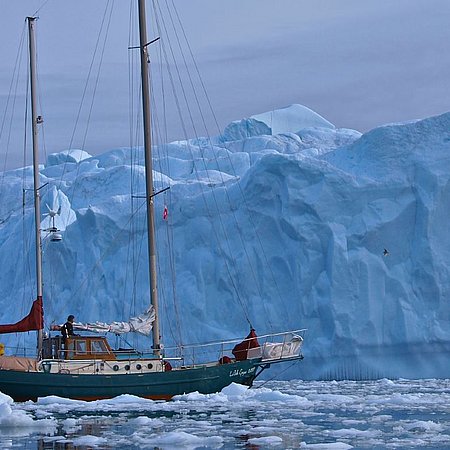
[0,104,449,380]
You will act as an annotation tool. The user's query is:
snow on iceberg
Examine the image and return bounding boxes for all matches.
[223,104,334,141]
[0,104,449,381]
[252,104,335,134]
[45,149,91,167]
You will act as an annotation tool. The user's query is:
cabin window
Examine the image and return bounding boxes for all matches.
[76,340,87,354]
[67,341,75,359]
[91,340,108,353]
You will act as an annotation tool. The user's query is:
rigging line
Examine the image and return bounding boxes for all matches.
[170,3,284,325]
[148,40,173,178]
[164,1,229,193]
[155,170,183,346]
[129,207,146,318]
[146,99,173,345]
[67,197,147,306]
[172,4,281,295]
[131,53,143,155]
[155,1,251,325]
[19,121,37,354]
[149,86,167,184]
[129,67,143,170]
[164,0,270,319]
[128,91,143,309]
[122,104,137,317]
[152,30,183,347]
[163,1,209,136]
[152,6,191,142]
[34,26,49,174]
[42,241,57,329]
[153,8,238,202]
[252,360,301,390]
[72,0,116,226]
[80,1,115,151]
[169,0,222,136]
[67,0,113,151]
[154,2,254,323]
[168,2,277,328]
[32,0,51,17]
[129,194,146,310]
[150,119,183,348]
[127,1,146,320]
[22,53,34,310]
[128,0,139,162]
[164,192,184,347]
[153,8,251,323]
[128,65,145,319]
[125,193,135,314]
[119,174,135,312]
[145,34,182,346]
[154,1,200,138]
[154,14,169,148]
[129,150,144,319]
[60,4,118,304]
[0,24,27,193]
[211,152,286,330]
[57,0,114,216]
[152,63,251,325]
[22,96,30,321]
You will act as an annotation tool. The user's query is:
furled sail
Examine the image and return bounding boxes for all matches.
[0,297,43,334]
[72,307,155,336]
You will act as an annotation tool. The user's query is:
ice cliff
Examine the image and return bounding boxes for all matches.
[0,104,449,380]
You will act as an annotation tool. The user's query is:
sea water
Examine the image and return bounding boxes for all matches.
[0,378,449,449]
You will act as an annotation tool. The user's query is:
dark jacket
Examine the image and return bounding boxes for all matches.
[61,321,75,339]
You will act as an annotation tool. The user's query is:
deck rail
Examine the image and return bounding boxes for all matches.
[1,328,306,368]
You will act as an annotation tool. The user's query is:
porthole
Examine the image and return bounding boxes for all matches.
[124,364,130,371]
[113,365,119,371]
[136,364,142,370]
[147,363,153,370]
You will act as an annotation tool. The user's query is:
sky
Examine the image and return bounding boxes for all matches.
[1,0,449,170]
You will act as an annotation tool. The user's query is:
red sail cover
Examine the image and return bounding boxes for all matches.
[0,297,43,334]
[232,328,260,361]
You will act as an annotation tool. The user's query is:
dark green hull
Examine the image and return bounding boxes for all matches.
[0,359,260,402]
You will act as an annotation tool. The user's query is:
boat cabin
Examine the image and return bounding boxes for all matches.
[42,336,116,361]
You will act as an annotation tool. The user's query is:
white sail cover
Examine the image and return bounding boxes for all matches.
[73,307,155,336]
[261,334,303,360]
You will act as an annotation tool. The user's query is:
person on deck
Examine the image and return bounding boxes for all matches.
[61,315,77,339]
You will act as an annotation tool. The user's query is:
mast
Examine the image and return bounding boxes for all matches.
[138,0,161,356]
[27,17,44,358]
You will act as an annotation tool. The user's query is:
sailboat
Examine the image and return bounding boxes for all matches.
[0,2,305,402]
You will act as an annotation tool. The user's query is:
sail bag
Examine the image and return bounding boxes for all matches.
[232,328,260,361]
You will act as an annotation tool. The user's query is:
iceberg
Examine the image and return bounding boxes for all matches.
[251,103,335,134]
[0,104,449,381]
